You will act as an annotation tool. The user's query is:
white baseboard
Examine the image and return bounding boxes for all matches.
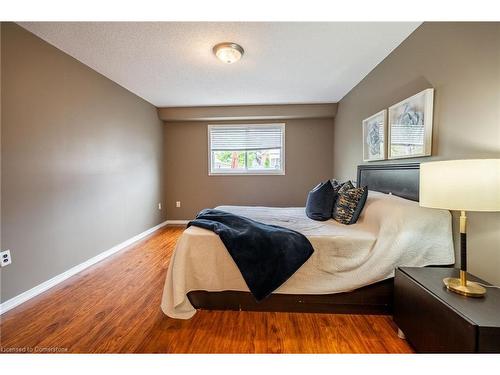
[0,220,168,315]
[165,220,190,225]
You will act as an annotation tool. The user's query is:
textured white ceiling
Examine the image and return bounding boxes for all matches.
[19,22,421,107]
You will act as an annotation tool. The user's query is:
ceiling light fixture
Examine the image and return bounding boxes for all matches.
[213,42,244,64]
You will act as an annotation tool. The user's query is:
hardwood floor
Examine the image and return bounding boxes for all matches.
[0,226,413,353]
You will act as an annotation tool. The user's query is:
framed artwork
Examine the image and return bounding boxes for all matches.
[362,109,386,162]
[388,88,434,159]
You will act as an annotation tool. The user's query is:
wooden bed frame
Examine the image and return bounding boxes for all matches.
[188,163,421,315]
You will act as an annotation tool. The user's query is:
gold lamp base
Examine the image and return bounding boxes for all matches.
[442,212,487,298]
[443,275,486,297]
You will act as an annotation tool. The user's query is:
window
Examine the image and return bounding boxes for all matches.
[208,123,285,175]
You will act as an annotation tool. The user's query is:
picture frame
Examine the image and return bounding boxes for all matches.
[362,109,387,162]
[388,88,434,159]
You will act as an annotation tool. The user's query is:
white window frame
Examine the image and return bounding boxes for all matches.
[208,123,286,176]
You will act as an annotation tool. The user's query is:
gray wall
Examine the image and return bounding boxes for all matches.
[0,23,165,303]
[164,117,334,220]
[0,23,3,253]
[158,103,337,122]
[333,22,500,284]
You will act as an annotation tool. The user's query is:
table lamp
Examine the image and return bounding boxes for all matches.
[420,159,500,297]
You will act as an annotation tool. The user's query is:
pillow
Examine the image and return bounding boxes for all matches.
[330,179,341,190]
[337,180,355,194]
[333,181,368,225]
[305,180,336,221]
[329,179,344,215]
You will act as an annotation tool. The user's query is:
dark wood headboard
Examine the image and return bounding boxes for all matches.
[357,163,420,201]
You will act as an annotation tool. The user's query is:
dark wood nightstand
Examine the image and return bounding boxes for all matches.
[394,267,500,353]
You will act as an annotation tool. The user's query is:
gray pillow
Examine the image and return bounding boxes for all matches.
[305,180,336,221]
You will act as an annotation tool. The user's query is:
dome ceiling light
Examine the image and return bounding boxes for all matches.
[213,42,244,64]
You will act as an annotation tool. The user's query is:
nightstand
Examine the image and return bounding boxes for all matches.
[394,267,500,353]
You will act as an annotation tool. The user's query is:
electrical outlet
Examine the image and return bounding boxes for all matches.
[176,201,181,208]
[158,203,162,210]
[1,250,12,267]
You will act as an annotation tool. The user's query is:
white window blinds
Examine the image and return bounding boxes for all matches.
[208,123,285,175]
[209,124,284,151]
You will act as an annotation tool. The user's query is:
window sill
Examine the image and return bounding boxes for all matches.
[208,171,285,176]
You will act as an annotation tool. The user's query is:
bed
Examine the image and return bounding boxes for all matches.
[161,163,455,319]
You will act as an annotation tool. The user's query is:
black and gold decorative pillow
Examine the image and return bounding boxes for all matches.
[337,180,355,195]
[330,179,341,191]
[329,180,348,216]
[333,184,368,225]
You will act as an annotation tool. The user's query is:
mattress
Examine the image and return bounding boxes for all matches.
[161,191,455,319]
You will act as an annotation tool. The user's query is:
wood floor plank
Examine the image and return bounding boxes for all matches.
[0,226,413,353]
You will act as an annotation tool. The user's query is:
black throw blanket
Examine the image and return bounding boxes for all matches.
[188,209,314,301]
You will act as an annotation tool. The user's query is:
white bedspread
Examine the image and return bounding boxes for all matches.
[161,191,454,319]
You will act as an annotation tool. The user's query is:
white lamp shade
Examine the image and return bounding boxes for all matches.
[420,159,500,212]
